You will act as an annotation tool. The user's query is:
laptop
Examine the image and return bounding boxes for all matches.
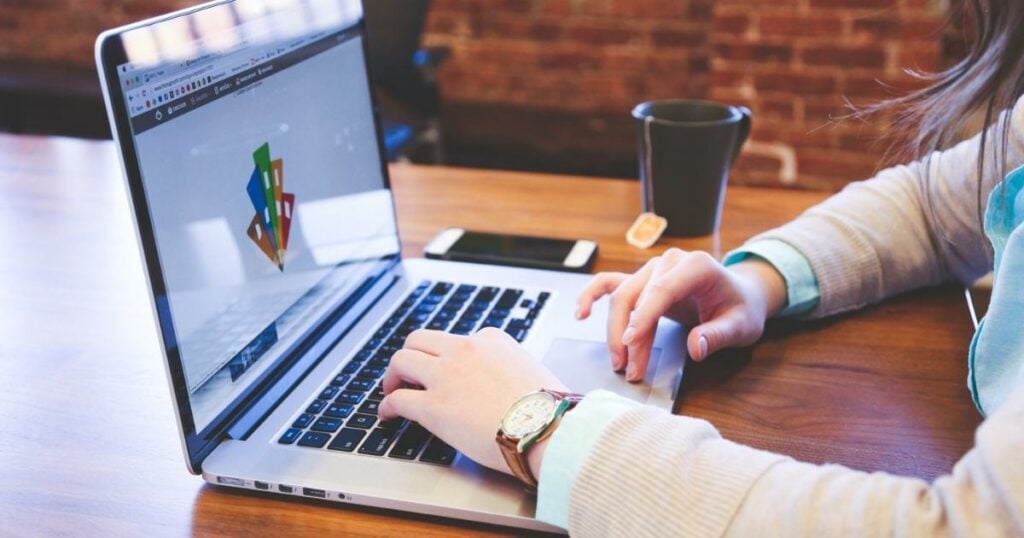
[95,0,686,532]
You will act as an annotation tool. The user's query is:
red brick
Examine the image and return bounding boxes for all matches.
[803,45,887,69]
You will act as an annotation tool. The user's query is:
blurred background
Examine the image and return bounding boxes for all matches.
[0,0,967,190]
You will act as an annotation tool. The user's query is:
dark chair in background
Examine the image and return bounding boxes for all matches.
[363,0,448,163]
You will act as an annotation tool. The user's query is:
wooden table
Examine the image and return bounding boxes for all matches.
[0,134,981,536]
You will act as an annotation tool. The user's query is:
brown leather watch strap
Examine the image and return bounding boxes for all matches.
[496,389,583,492]
[497,433,536,489]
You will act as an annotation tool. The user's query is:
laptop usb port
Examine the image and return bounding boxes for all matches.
[254,481,269,490]
[303,487,326,498]
[278,484,294,493]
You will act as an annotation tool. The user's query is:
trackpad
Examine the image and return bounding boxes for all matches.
[542,338,661,404]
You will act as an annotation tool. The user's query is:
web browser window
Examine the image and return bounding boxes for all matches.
[116,0,398,431]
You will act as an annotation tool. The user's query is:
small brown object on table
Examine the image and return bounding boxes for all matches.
[0,134,980,536]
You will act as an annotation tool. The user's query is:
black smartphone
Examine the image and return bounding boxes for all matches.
[423,228,598,273]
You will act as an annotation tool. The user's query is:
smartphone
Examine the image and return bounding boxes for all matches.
[423,228,598,273]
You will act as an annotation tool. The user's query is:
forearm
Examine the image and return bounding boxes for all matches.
[751,97,1023,318]
[545,387,1024,537]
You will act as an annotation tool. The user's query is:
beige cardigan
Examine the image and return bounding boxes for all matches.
[563,98,1024,536]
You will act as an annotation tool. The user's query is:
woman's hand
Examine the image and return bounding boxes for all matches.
[576,248,787,381]
[378,327,567,476]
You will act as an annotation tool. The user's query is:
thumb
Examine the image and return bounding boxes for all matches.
[687,311,759,361]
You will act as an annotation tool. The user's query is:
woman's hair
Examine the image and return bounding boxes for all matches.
[875,0,1024,245]
[891,0,1024,163]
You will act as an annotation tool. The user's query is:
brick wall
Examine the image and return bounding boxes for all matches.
[425,0,950,189]
[2,0,953,190]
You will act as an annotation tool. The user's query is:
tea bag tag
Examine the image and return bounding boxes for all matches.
[626,212,667,249]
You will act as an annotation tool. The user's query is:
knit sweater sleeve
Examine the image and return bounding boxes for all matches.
[563,383,1024,537]
[749,96,1024,318]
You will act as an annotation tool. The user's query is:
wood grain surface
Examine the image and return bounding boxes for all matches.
[0,134,981,536]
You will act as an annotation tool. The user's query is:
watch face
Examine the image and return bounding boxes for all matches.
[501,392,558,439]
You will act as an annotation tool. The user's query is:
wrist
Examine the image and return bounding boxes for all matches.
[728,259,787,319]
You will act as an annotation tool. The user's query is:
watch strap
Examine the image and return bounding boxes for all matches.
[497,389,583,492]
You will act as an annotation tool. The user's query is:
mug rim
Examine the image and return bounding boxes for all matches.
[632,98,747,127]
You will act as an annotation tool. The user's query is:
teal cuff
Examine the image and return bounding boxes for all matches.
[723,239,820,317]
[535,390,641,529]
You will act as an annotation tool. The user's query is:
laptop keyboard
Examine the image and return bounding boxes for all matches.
[277,280,551,465]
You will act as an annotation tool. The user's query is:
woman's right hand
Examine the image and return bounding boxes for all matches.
[576,248,788,381]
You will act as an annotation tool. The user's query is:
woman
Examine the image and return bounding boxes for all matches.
[379,0,1024,534]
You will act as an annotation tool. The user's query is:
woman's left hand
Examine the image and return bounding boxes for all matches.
[378,327,568,474]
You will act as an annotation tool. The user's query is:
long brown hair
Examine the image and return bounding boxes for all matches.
[875,0,1024,254]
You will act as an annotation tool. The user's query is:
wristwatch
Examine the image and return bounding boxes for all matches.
[496,388,583,491]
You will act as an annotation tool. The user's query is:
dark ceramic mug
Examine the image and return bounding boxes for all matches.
[633,99,752,237]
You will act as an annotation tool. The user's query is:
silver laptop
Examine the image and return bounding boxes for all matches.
[96,0,686,532]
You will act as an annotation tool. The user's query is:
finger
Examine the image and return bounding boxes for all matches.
[621,252,686,381]
[576,272,628,320]
[624,252,720,376]
[687,309,758,361]
[379,388,430,422]
[382,348,440,394]
[606,260,657,371]
[404,329,458,355]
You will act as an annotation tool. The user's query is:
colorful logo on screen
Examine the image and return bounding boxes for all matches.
[246,143,295,271]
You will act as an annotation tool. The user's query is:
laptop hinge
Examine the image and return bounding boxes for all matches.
[224,270,400,440]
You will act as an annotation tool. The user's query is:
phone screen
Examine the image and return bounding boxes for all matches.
[450,232,576,264]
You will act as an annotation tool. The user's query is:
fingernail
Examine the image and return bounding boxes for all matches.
[611,352,624,371]
[622,326,636,345]
[626,363,639,381]
[575,306,584,320]
[698,335,709,360]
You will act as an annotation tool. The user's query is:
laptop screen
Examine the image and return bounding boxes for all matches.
[112,0,397,432]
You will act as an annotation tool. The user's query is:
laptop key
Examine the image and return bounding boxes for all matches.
[358,400,380,415]
[279,428,302,445]
[505,326,528,342]
[480,317,504,329]
[297,431,331,448]
[389,423,430,460]
[368,385,385,401]
[367,356,390,369]
[292,413,315,429]
[452,320,476,332]
[335,390,365,405]
[475,287,499,302]
[508,318,532,330]
[431,282,453,295]
[318,386,339,400]
[489,308,511,319]
[379,417,406,431]
[419,437,458,465]
[327,428,366,452]
[358,428,399,456]
[341,361,363,375]
[414,302,439,314]
[426,319,449,331]
[311,417,342,433]
[348,413,377,429]
[347,378,374,392]
[329,373,351,387]
[305,399,328,414]
[496,289,523,309]
[323,403,354,419]
[357,365,385,380]
[460,310,484,322]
